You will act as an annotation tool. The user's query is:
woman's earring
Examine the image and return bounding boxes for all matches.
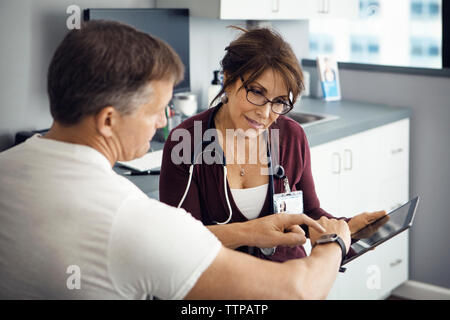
[220,93,229,104]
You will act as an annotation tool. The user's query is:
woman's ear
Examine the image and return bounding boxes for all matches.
[95,106,117,138]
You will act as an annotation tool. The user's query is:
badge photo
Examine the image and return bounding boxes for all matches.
[273,190,304,214]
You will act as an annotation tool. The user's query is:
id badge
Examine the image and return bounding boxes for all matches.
[260,190,304,256]
[273,190,303,214]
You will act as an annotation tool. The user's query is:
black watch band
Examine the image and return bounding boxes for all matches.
[314,234,347,272]
[334,236,347,265]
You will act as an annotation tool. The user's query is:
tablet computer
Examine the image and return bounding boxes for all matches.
[342,196,420,266]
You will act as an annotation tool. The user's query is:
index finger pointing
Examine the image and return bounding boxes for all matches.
[283,213,326,233]
[301,215,326,233]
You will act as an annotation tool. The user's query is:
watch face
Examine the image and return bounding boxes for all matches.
[260,247,276,256]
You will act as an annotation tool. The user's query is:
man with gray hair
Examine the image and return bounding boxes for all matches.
[0,20,350,299]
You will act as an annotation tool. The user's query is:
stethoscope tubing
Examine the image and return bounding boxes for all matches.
[177,104,285,224]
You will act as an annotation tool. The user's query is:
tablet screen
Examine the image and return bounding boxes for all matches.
[342,196,419,265]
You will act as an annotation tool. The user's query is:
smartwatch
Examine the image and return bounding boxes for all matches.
[314,234,347,272]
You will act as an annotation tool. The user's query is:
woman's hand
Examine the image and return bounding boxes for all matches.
[244,213,326,249]
[208,213,326,249]
[347,210,388,237]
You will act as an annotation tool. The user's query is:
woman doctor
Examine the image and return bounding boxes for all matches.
[160,27,386,262]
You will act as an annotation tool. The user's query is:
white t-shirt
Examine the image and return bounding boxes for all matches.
[0,135,221,299]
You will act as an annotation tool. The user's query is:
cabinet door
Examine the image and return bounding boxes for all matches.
[338,128,381,218]
[336,248,381,299]
[220,0,273,20]
[309,0,359,19]
[221,0,313,20]
[377,231,409,298]
[310,139,342,216]
[275,0,314,19]
[375,170,409,297]
[377,119,410,181]
[378,172,409,214]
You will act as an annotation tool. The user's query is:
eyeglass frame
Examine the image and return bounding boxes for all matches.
[239,76,294,115]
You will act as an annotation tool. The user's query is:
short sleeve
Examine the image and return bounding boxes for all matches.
[107,194,221,300]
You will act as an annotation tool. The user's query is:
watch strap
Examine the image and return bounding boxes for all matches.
[314,234,347,273]
[334,236,347,265]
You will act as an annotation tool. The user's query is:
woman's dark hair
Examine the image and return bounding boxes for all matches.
[47,20,184,125]
[211,26,304,107]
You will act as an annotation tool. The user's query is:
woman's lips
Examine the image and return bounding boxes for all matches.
[244,116,264,129]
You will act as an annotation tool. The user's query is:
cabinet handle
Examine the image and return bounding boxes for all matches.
[391,147,404,155]
[318,0,330,14]
[332,152,341,174]
[344,149,353,171]
[325,0,330,13]
[390,259,403,268]
[271,0,280,12]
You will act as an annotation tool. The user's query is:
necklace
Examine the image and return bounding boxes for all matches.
[214,107,264,178]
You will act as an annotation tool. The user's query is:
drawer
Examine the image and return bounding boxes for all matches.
[377,231,409,297]
[336,248,381,299]
[377,172,409,212]
[377,119,410,179]
[335,231,408,299]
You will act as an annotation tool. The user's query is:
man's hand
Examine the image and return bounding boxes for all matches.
[243,213,326,249]
[347,210,388,236]
[309,217,351,253]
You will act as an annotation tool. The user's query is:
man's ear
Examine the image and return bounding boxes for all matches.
[95,106,118,138]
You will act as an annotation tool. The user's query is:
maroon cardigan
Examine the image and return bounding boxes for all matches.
[159,103,348,262]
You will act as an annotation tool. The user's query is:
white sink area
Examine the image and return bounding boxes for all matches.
[287,111,340,127]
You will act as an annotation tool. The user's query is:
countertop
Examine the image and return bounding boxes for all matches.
[114,98,412,198]
[294,97,411,147]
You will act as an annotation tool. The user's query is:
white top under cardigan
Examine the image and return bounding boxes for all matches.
[230,184,269,220]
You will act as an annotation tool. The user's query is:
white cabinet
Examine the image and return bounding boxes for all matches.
[309,0,359,20]
[156,0,358,20]
[220,0,311,20]
[310,124,381,218]
[310,118,410,299]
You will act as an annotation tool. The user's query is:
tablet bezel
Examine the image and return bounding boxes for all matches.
[341,196,420,266]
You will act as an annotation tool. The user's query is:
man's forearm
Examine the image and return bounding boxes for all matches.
[284,243,342,299]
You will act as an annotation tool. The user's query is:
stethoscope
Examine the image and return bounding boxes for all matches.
[177,104,288,225]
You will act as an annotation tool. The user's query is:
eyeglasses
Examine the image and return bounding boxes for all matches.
[240,76,293,115]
